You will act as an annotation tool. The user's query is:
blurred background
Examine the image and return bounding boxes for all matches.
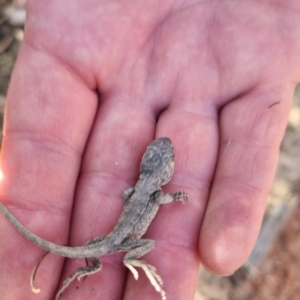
[0,1,299,299]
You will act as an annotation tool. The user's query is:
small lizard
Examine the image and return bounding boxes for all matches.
[0,137,190,299]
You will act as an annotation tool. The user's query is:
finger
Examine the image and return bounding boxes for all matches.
[122,99,219,299]
[0,44,97,299]
[59,96,157,299]
[199,85,293,275]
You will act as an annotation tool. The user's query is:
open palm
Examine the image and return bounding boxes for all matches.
[1,0,300,299]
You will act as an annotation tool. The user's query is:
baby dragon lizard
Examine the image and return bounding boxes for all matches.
[0,137,190,299]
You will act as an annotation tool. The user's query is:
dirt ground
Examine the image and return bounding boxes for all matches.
[1,2,300,300]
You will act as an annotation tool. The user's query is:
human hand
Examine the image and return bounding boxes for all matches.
[0,0,300,299]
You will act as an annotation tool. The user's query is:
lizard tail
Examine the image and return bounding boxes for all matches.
[0,202,104,258]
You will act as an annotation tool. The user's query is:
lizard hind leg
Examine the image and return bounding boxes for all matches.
[31,251,51,294]
[124,259,165,299]
[122,239,166,300]
[55,257,101,300]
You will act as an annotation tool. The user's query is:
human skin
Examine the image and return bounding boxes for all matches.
[0,0,299,299]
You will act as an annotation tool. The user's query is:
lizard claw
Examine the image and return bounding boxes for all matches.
[175,191,191,203]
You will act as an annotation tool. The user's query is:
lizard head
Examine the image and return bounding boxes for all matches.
[140,137,175,185]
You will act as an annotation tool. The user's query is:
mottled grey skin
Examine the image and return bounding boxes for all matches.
[0,137,190,299]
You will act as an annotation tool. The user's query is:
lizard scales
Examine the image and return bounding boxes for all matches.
[0,137,190,299]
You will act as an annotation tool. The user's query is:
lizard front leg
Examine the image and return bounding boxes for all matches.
[123,187,135,202]
[155,190,191,204]
[120,239,166,300]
